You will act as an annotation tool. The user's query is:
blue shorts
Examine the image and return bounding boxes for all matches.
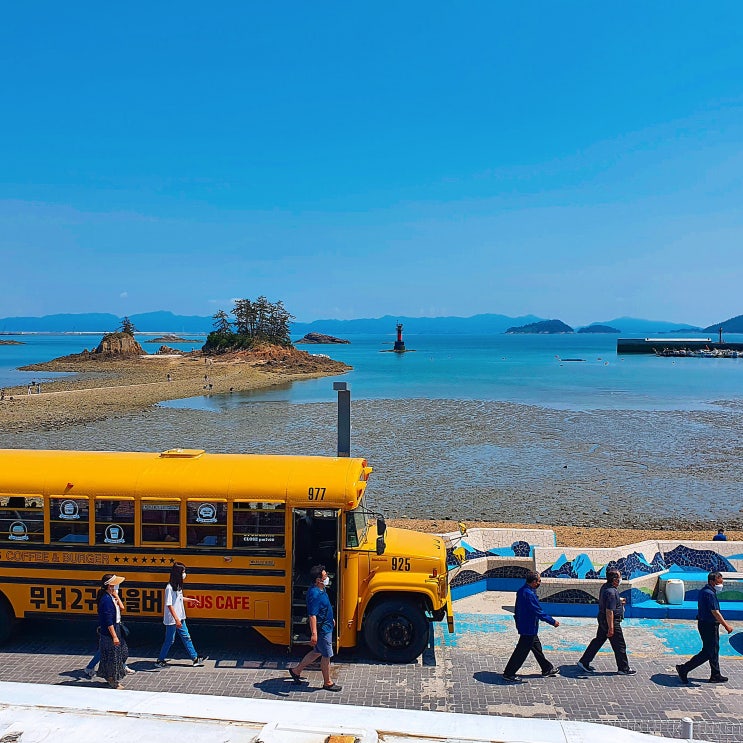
[314,631,334,658]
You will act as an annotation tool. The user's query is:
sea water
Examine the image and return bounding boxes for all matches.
[162,332,743,412]
[3,332,743,412]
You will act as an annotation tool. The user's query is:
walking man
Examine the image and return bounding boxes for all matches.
[577,568,636,675]
[676,571,734,684]
[288,564,341,691]
[503,571,560,682]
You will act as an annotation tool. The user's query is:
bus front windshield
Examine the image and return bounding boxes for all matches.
[345,508,370,548]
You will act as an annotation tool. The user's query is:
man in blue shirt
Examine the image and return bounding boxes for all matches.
[288,564,341,691]
[577,568,636,675]
[676,571,734,684]
[712,528,727,542]
[503,571,560,682]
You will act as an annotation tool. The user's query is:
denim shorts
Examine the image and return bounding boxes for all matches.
[314,631,334,658]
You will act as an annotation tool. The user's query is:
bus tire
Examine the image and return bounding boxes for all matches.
[363,598,428,663]
[0,595,15,645]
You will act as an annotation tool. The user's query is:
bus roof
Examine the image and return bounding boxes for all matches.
[0,449,372,509]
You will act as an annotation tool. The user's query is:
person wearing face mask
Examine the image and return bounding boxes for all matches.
[288,564,341,691]
[95,574,129,689]
[155,562,206,668]
[676,571,734,684]
[577,568,636,675]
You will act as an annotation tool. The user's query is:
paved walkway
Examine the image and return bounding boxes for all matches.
[0,593,740,742]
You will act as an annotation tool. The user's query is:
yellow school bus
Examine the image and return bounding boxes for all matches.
[0,448,453,662]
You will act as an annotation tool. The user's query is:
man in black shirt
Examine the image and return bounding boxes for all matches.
[577,568,636,675]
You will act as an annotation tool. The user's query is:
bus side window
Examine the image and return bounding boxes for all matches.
[141,500,181,544]
[233,502,285,550]
[95,499,135,545]
[0,495,44,543]
[50,497,90,544]
[186,501,227,547]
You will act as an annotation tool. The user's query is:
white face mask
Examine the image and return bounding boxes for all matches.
[322,576,330,587]
[182,572,187,580]
[714,583,724,592]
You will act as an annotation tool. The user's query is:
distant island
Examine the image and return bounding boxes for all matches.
[2,310,743,336]
[704,314,743,334]
[0,339,24,345]
[577,324,620,334]
[296,332,350,345]
[506,319,574,334]
[146,335,200,343]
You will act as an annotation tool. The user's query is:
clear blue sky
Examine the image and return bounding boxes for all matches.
[2,2,743,326]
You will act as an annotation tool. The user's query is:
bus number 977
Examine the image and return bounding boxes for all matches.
[308,487,326,501]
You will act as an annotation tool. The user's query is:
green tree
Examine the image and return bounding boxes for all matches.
[119,316,137,335]
[212,310,233,335]
[203,296,294,353]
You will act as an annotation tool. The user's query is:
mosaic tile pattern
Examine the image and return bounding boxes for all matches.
[450,569,487,588]
[443,529,743,606]
[483,565,531,579]
[663,545,734,573]
[540,588,598,604]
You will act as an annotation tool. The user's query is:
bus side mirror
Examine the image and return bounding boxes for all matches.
[376,517,386,554]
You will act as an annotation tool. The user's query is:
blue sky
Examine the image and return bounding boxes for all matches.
[2,2,743,326]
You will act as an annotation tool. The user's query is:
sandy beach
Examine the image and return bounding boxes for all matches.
[1,350,741,535]
[0,346,349,432]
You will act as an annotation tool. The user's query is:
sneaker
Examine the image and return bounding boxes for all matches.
[322,683,342,692]
[192,655,207,667]
[675,664,688,684]
[125,666,136,675]
[155,660,168,668]
[84,667,96,679]
[576,661,596,673]
[618,668,637,675]
[709,675,728,683]
[542,667,559,677]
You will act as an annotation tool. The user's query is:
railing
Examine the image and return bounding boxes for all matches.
[573,717,742,742]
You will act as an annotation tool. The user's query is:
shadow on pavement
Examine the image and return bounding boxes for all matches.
[473,671,509,685]
[253,677,326,697]
[649,672,695,688]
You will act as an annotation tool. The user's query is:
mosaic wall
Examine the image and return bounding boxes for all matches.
[442,528,743,606]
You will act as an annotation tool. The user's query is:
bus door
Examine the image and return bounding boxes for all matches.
[290,508,339,648]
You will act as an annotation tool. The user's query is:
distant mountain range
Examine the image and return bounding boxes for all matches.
[0,310,740,335]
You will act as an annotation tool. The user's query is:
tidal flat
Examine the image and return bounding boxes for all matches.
[1,397,741,530]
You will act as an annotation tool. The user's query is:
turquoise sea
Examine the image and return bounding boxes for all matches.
[3,332,743,412]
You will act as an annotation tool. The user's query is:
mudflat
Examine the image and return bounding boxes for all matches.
[0,347,349,433]
[1,356,741,532]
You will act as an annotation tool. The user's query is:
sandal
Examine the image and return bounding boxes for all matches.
[322,683,342,692]
[288,668,304,684]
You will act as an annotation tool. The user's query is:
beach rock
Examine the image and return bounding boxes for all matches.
[296,332,350,344]
[94,332,145,357]
[155,345,182,355]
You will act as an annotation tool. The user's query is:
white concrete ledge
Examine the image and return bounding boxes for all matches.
[0,681,708,743]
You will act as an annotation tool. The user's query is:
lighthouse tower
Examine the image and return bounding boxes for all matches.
[393,322,406,352]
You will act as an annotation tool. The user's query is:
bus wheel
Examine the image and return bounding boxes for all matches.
[364,599,428,663]
[0,597,15,645]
